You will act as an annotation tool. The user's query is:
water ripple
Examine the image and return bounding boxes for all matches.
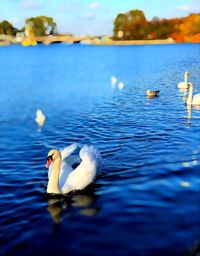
[0,44,200,256]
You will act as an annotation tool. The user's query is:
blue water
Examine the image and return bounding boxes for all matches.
[0,43,200,256]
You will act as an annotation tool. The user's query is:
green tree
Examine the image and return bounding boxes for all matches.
[0,20,15,35]
[128,10,148,39]
[113,9,149,40]
[113,13,128,39]
[25,16,57,36]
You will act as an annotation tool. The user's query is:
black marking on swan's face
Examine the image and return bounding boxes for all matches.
[45,154,54,169]
[47,154,54,161]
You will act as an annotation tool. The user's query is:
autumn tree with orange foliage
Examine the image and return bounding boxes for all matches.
[113,10,200,42]
[179,14,200,42]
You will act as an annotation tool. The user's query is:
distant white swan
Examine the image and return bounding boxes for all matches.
[177,71,190,89]
[45,143,102,194]
[35,109,45,127]
[118,82,124,90]
[111,76,118,86]
[187,82,200,106]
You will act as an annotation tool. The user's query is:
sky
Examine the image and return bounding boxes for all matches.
[0,0,200,35]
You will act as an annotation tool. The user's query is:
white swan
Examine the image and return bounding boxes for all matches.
[111,76,118,86]
[187,82,200,106]
[118,82,124,90]
[177,71,190,89]
[35,109,45,127]
[45,143,102,194]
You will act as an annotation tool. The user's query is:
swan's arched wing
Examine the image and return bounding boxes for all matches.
[61,145,102,194]
[59,143,81,190]
[59,160,73,189]
[79,145,102,173]
[60,143,81,166]
[60,143,78,160]
[193,94,200,105]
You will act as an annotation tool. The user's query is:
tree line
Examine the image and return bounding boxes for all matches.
[113,9,200,42]
[1,11,200,42]
[0,16,57,37]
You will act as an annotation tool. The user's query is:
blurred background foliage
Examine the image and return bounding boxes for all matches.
[0,16,57,37]
[113,9,200,42]
[24,16,57,36]
[0,10,200,42]
[0,20,16,35]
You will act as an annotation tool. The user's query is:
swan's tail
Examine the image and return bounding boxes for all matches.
[80,145,102,173]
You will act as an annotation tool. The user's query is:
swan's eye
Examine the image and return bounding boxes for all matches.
[47,154,53,161]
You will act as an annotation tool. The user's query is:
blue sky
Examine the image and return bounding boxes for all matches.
[0,0,200,35]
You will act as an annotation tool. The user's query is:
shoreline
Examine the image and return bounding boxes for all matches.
[88,38,175,45]
[1,35,199,46]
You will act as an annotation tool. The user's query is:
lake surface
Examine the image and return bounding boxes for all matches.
[0,43,200,256]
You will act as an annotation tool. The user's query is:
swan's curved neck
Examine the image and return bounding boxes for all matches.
[187,85,193,105]
[47,158,61,194]
[184,73,188,84]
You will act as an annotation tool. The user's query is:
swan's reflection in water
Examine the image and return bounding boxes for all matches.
[187,105,192,120]
[47,198,64,223]
[184,105,200,128]
[187,105,200,119]
[47,189,99,223]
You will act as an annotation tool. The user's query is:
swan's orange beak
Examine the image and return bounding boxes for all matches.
[45,158,53,169]
[46,154,54,169]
